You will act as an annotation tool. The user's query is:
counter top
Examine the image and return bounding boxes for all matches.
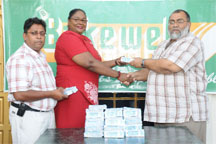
[36,126,203,144]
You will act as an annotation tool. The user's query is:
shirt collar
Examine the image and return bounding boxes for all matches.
[23,42,45,59]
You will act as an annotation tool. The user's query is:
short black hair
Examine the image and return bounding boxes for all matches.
[23,17,46,33]
[170,9,191,22]
[68,8,86,20]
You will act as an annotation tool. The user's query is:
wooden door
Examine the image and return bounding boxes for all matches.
[0,1,12,144]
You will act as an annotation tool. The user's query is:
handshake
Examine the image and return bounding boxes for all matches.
[116,57,149,86]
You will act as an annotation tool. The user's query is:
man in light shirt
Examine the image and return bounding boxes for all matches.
[6,17,68,144]
[127,9,207,143]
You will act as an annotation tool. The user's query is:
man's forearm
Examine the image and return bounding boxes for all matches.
[13,90,55,102]
[132,68,149,81]
[144,59,181,74]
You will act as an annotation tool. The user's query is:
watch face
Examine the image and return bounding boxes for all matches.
[141,59,145,68]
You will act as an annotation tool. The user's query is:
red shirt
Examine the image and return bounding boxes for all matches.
[55,31,102,104]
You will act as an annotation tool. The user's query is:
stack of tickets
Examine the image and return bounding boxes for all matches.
[84,105,145,138]
[104,108,125,138]
[123,107,145,137]
[120,56,134,63]
[63,86,78,95]
[84,105,107,137]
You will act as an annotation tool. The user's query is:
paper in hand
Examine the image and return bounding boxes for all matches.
[120,56,134,63]
[64,86,78,95]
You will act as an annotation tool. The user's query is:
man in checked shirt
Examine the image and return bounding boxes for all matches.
[6,17,68,144]
[127,9,208,143]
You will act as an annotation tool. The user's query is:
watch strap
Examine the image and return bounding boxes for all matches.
[141,59,145,68]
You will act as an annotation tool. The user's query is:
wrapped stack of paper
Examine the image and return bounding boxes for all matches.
[123,107,144,137]
[84,105,107,137]
[104,108,125,138]
[120,56,134,63]
[88,104,107,110]
[84,105,145,138]
[63,86,78,95]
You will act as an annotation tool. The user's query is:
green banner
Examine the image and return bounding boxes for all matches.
[3,0,216,93]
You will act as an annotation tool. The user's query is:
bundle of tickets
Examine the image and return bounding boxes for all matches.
[123,107,141,118]
[104,130,125,138]
[123,107,144,137]
[104,108,125,138]
[105,108,123,118]
[88,104,107,110]
[63,86,78,95]
[105,117,125,126]
[84,105,107,137]
[84,105,145,138]
[125,129,145,137]
[120,56,134,63]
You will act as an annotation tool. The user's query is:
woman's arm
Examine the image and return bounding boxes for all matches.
[102,57,127,68]
[72,52,130,82]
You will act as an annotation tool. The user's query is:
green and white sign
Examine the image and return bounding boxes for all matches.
[3,0,216,93]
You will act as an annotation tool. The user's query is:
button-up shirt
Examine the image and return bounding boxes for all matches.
[144,33,208,123]
[6,43,57,111]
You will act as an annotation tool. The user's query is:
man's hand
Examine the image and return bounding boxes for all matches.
[124,69,150,85]
[118,73,134,86]
[52,87,68,101]
[129,57,143,68]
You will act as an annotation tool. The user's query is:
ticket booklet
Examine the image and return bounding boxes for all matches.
[64,86,78,95]
[120,56,134,63]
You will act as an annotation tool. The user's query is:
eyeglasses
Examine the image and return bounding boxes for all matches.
[27,31,46,36]
[168,19,188,25]
[70,18,88,23]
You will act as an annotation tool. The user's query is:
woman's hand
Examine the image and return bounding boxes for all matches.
[115,57,128,66]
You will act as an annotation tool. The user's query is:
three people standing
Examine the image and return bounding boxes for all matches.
[6,8,207,144]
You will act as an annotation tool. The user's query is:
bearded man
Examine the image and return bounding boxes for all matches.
[127,9,208,143]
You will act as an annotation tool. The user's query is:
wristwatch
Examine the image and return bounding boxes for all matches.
[141,59,145,68]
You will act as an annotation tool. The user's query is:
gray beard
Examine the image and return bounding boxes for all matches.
[169,25,190,40]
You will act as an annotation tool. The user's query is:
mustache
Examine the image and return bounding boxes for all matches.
[171,29,180,32]
[35,41,43,43]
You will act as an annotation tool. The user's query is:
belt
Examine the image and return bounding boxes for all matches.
[11,102,49,112]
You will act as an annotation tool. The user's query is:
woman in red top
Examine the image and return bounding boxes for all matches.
[54,9,130,128]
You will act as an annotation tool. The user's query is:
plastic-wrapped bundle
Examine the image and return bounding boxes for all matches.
[104,125,125,131]
[105,108,123,118]
[84,131,104,137]
[85,118,104,127]
[124,124,143,131]
[120,56,134,63]
[123,107,141,118]
[86,109,104,119]
[104,130,124,138]
[124,117,142,125]
[105,117,125,126]
[63,86,78,95]
[88,104,107,111]
[85,125,104,132]
[125,129,145,137]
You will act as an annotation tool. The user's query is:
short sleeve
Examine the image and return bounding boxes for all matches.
[166,38,202,72]
[6,57,32,92]
[59,32,88,59]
